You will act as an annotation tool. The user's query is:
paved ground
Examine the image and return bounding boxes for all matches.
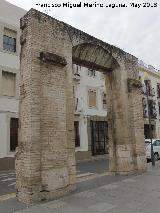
[0,158,108,196]
[0,162,159,213]
[77,158,108,175]
[0,171,126,213]
[0,170,16,196]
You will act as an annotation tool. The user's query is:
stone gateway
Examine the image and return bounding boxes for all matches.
[16,9,147,203]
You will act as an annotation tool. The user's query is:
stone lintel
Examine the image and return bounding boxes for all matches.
[73,57,112,72]
[39,52,67,66]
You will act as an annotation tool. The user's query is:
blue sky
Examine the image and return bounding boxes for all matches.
[6,0,160,69]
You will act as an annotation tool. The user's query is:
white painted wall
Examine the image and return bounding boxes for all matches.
[0,97,18,112]
[0,52,19,69]
[73,64,107,152]
[73,65,107,117]
[0,1,26,158]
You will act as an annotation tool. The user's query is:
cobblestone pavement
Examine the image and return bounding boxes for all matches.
[10,162,160,213]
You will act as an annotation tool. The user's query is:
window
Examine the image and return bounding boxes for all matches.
[144,124,155,139]
[157,84,160,98]
[3,28,17,53]
[75,97,83,112]
[2,71,16,97]
[10,118,18,151]
[74,121,80,147]
[73,64,81,76]
[144,80,152,96]
[102,93,107,109]
[158,103,160,116]
[88,89,97,108]
[142,98,148,117]
[3,35,16,52]
[148,100,157,119]
[87,68,96,77]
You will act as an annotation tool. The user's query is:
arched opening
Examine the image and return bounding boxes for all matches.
[73,43,119,71]
[72,43,119,177]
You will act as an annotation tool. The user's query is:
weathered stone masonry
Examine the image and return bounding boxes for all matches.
[16,9,147,203]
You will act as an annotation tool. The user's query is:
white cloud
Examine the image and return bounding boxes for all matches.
[6,0,160,69]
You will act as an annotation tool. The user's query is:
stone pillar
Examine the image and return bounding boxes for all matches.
[16,10,76,203]
[128,79,147,173]
[106,65,147,175]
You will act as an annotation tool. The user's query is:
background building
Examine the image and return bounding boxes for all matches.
[0,0,26,169]
[139,61,160,139]
[73,61,160,161]
[73,64,108,160]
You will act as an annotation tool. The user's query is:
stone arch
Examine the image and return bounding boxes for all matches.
[71,41,146,176]
[16,9,147,204]
[72,42,119,71]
